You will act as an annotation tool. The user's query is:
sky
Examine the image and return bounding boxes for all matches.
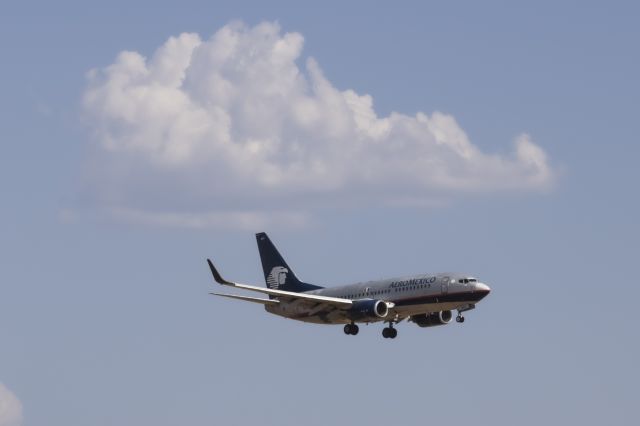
[1,1,639,425]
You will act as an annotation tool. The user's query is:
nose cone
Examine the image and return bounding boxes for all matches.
[476,282,491,293]
[475,282,491,300]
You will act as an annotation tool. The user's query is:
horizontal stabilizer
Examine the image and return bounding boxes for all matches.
[210,293,279,305]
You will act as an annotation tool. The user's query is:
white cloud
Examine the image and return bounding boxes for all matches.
[110,206,309,231]
[82,21,554,228]
[0,383,23,426]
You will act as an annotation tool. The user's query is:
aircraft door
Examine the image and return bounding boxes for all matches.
[441,276,449,295]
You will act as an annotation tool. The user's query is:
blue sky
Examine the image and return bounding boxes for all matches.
[1,1,639,425]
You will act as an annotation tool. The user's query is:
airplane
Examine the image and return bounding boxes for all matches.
[207,232,491,339]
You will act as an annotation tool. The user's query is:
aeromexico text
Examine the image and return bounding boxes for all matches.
[389,277,437,288]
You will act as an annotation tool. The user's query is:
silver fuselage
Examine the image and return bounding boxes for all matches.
[265,273,490,324]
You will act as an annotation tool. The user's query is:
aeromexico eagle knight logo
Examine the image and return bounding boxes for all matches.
[266,266,289,289]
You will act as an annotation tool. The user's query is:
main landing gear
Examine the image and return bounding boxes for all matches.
[456,314,465,323]
[344,323,359,335]
[382,323,398,339]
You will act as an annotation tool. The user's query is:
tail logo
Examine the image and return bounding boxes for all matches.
[267,266,289,289]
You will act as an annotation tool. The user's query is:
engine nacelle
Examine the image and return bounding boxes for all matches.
[349,299,389,321]
[410,310,453,328]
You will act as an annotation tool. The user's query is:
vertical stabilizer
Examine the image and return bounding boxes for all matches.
[255,233,323,294]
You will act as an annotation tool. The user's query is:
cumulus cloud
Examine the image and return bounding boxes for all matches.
[0,383,23,426]
[82,21,554,228]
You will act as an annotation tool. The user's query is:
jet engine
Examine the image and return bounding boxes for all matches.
[410,310,453,327]
[349,299,389,321]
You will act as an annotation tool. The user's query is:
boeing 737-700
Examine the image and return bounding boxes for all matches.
[207,232,491,339]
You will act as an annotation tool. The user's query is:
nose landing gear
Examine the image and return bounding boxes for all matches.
[456,304,474,323]
[382,323,398,339]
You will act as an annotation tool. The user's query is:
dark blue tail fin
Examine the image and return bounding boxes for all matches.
[256,233,323,294]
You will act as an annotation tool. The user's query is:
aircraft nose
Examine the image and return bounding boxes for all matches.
[475,282,491,294]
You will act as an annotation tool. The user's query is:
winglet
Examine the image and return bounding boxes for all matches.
[207,259,234,285]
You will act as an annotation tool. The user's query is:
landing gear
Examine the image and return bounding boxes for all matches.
[456,304,474,323]
[382,324,398,339]
[344,323,359,335]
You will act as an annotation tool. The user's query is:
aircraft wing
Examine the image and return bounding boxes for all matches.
[207,259,353,308]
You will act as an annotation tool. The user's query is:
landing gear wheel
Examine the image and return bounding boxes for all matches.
[344,323,359,335]
[382,326,397,339]
[456,315,465,323]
